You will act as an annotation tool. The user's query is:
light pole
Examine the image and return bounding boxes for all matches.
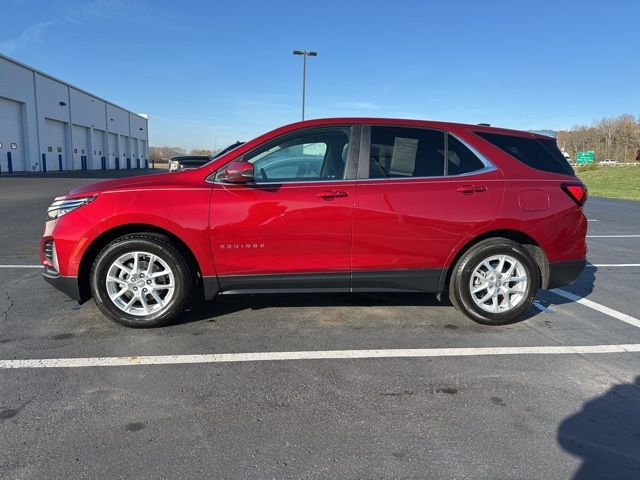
[292,50,317,120]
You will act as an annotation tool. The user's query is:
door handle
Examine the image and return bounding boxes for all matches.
[457,184,487,194]
[317,190,349,199]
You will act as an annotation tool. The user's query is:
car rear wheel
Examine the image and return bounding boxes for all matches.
[449,238,540,325]
[90,234,192,327]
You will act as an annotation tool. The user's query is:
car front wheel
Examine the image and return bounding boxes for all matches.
[449,238,540,325]
[90,234,192,327]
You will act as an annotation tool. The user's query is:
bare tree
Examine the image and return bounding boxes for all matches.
[189,149,214,156]
[149,146,187,163]
[556,114,640,162]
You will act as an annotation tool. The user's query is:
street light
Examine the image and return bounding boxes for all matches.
[292,50,317,120]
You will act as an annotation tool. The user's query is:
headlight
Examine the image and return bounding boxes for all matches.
[46,196,95,220]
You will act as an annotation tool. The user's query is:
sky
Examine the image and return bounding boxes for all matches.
[2,0,639,150]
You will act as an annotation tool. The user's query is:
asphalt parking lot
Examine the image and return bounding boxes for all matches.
[1,172,640,479]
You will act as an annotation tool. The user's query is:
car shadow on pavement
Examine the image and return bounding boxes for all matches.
[537,263,597,308]
[177,291,543,326]
[558,376,640,479]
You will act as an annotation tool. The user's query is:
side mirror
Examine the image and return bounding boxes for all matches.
[219,160,254,183]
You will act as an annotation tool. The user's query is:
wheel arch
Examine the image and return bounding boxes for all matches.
[77,223,203,302]
[441,229,550,292]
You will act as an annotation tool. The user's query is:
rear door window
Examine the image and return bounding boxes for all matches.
[367,126,486,178]
[475,131,574,176]
[369,127,445,178]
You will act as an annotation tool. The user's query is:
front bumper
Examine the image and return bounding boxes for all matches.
[43,271,82,302]
[546,259,586,289]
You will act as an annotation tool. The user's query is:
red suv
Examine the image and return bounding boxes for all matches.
[42,118,587,327]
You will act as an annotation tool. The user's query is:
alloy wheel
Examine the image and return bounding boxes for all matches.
[105,251,175,316]
[468,254,528,313]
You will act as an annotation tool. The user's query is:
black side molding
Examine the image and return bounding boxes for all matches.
[42,272,83,302]
[215,269,445,295]
[351,269,443,292]
[202,276,221,300]
[546,259,586,290]
[218,272,349,294]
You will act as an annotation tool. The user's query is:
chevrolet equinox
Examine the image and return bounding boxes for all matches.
[42,118,587,327]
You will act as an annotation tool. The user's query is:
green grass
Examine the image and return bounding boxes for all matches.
[575,165,640,201]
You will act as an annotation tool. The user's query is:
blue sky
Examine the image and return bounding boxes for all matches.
[2,0,639,149]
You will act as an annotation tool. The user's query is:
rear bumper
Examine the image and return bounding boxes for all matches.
[43,272,82,302]
[546,259,586,289]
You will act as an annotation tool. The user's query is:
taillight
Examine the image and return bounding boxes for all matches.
[561,182,588,206]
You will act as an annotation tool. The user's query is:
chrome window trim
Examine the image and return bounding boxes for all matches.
[213,178,359,186]
[450,132,496,172]
[355,128,497,182]
[207,125,359,185]
[213,165,497,186]
[209,127,498,186]
[354,163,497,182]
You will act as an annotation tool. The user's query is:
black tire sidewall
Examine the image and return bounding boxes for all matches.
[452,240,540,325]
[90,236,190,327]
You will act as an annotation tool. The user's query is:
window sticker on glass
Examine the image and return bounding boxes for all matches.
[390,137,418,176]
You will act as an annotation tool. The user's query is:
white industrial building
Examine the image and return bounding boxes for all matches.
[0,53,148,173]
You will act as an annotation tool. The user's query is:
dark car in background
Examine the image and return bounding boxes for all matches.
[168,155,210,172]
[168,142,245,172]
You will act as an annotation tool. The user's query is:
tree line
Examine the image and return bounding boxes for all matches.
[556,114,640,162]
[148,146,214,163]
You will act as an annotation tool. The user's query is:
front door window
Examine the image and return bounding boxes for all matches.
[244,129,350,183]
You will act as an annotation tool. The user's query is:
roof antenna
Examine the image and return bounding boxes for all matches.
[477,123,491,126]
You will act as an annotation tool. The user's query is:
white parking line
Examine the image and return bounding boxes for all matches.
[588,264,640,267]
[533,301,555,313]
[587,235,640,238]
[0,265,41,268]
[551,289,640,329]
[1,344,640,369]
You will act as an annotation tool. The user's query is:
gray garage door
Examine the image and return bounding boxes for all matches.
[121,136,131,168]
[132,138,139,168]
[140,139,147,167]
[92,129,105,169]
[44,118,67,170]
[0,97,26,172]
[107,132,117,168]
[72,125,89,170]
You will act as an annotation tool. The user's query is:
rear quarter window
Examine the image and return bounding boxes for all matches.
[475,131,575,176]
[446,135,485,175]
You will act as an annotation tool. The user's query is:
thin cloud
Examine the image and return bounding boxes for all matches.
[0,20,56,54]
[66,0,188,31]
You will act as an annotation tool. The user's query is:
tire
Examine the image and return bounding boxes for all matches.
[448,238,540,325]
[90,233,193,327]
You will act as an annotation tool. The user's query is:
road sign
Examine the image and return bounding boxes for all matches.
[577,150,595,165]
